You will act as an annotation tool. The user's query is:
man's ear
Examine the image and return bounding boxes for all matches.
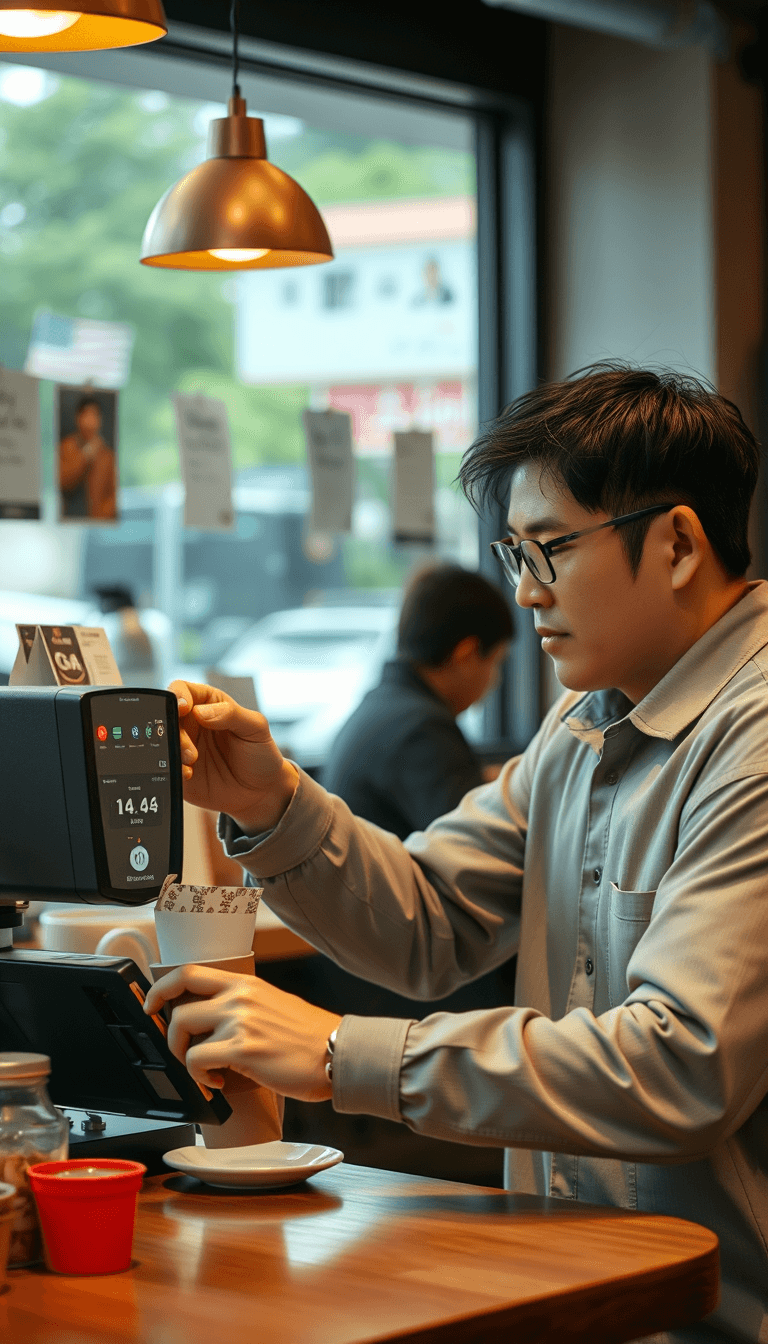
[447,635,481,667]
[667,506,706,590]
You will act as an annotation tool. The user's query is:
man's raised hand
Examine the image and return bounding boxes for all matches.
[170,679,298,834]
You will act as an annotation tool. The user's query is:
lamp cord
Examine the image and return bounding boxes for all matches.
[230,0,240,99]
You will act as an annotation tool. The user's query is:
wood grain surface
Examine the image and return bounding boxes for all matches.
[1,1162,719,1344]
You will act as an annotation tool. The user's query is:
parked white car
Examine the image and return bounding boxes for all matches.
[217,603,399,766]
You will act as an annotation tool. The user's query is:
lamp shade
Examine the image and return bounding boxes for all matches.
[0,0,166,50]
[140,96,334,271]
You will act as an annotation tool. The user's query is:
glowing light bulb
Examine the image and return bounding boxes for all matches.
[208,248,270,263]
[0,9,80,36]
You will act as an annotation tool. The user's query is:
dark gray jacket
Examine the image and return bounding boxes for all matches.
[322,658,483,840]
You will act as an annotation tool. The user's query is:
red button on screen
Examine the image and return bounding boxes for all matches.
[97,725,108,742]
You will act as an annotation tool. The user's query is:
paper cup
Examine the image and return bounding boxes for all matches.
[154,908,258,965]
[27,1159,146,1275]
[148,954,257,988]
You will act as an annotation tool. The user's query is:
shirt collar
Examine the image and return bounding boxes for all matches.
[563,581,768,748]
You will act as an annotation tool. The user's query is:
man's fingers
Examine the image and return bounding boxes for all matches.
[185,1040,239,1090]
[143,964,233,1016]
[165,1001,231,1063]
[192,697,271,743]
[169,679,229,711]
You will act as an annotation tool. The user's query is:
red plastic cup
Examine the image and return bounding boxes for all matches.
[26,1159,146,1275]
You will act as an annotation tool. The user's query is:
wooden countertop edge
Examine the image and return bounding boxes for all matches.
[366,1239,720,1344]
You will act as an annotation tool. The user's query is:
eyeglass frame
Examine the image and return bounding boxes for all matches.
[491,502,678,587]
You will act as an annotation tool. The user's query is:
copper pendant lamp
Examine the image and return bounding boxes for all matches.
[0,0,166,50]
[140,2,333,272]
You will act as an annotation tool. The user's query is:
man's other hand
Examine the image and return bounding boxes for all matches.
[144,964,340,1102]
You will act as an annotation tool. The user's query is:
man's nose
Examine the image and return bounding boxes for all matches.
[514,565,553,609]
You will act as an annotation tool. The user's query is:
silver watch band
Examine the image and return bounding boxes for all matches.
[324,1028,338,1083]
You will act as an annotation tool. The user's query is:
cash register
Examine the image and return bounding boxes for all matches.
[0,684,231,1170]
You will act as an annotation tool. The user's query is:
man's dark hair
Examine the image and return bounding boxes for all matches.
[76,395,102,415]
[398,563,514,667]
[459,363,761,576]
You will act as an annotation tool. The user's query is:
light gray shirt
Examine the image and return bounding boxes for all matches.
[222,580,768,1344]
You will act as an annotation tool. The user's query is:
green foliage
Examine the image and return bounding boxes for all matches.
[174,372,310,475]
[294,141,475,204]
[341,534,412,589]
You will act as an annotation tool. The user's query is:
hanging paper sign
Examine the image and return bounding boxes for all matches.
[393,430,435,544]
[0,368,41,521]
[303,409,354,534]
[174,393,235,532]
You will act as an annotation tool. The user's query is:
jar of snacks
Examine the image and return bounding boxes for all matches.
[0,1054,68,1266]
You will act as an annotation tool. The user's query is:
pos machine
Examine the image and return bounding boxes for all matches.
[0,685,231,1169]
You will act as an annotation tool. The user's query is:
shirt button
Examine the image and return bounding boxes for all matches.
[585,957,594,975]
[605,771,618,786]
[593,867,602,883]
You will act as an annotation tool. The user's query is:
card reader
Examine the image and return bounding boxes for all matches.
[0,950,232,1172]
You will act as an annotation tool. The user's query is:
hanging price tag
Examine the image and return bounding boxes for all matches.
[174,393,235,531]
[0,368,41,520]
[303,409,354,534]
[393,430,435,544]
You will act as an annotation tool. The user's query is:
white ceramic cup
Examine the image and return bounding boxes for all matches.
[38,906,160,980]
[93,928,156,980]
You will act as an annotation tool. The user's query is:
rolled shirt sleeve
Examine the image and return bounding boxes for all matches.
[220,735,532,1001]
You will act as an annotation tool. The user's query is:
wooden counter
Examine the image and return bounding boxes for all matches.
[2,1162,718,1343]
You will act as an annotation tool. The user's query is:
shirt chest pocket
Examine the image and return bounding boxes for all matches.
[604,884,656,1007]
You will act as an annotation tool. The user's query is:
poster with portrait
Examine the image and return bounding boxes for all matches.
[55,384,119,524]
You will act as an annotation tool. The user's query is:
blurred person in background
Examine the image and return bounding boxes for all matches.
[323,564,513,839]
[93,585,160,686]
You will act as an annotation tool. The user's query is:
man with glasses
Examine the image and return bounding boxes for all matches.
[147,364,767,1344]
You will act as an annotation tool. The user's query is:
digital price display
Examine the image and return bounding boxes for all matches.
[109,778,163,829]
[89,692,174,891]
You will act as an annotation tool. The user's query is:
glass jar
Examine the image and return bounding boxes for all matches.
[0,1053,69,1266]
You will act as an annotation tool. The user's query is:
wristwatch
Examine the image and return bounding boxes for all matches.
[325,1028,337,1083]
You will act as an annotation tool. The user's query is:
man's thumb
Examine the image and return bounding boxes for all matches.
[193,699,266,740]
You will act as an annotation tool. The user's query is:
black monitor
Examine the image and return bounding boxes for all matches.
[0,685,183,905]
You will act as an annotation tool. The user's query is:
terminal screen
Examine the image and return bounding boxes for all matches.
[88,691,173,892]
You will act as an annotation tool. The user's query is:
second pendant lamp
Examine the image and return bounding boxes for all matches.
[140,3,333,271]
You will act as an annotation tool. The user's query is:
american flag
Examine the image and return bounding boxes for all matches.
[24,310,135,388]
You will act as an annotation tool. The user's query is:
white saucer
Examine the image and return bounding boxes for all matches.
[163,1141,344,1189]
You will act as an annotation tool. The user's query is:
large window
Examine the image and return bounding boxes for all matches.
[0,50,483,763]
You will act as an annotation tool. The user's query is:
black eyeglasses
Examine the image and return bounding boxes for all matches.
[491,503,677,588]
